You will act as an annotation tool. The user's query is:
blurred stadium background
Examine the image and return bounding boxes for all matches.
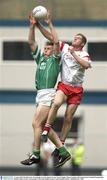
[0,0,107,176]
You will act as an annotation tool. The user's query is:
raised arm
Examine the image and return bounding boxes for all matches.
[28,14,38,52]
[36,21,53,42]
[46,11,60,55]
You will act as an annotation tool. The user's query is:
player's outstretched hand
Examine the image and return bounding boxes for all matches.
[29,13,38,26]
[44,10,52,25]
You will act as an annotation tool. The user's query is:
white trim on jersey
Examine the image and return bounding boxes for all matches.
[31,46,41,61]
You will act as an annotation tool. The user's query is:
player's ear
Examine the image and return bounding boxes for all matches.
[81,42,85,47]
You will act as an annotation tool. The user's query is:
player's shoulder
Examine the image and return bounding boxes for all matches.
[32,45,41,56]
[80,49,91,60]
[59,41,69,51]
[81,49,89,56]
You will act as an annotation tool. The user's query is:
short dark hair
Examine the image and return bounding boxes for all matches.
[76,33,87,45]
[45,41,54,46]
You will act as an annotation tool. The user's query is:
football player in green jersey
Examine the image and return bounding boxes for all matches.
[21,11,71,167]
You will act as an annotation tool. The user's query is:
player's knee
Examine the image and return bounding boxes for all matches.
[66,118,71,125]
[32,121,35,129]
[65,115,72,125]
[32,121,38,129]
[35,120,42,128]
[53,101,61,109]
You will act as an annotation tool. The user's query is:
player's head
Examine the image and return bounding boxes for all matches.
[72,33,87,49]
[43,41,54,57]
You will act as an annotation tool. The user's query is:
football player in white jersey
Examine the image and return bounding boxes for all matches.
[42,33,92,142]
[36,17,92,165]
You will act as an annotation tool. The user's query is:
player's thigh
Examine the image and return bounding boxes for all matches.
[33,105,50,126]
[53,90,67,105]
[65,104,78,119]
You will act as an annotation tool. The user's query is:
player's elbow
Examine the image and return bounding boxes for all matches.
[48,34,54,42]
[85,63,92,69]
[28,40,34,46]
[28,41,37,52]
[28,40,35,49]
[54,40,59,45]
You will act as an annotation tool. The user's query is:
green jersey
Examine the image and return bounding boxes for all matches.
[32,46,60,90]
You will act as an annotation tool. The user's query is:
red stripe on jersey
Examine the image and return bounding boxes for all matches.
[84,56,91,61]
[60,41,65,51]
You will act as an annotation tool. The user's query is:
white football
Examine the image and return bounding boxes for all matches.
[32,6,47,20]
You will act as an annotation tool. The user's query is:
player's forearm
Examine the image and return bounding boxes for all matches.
[48,21,60,55]
[28,25,37,52]
[28,25,35,45]
[37,21,53,42]
[48,22,59,43]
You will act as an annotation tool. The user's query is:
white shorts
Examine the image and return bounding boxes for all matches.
[35,88,56,107]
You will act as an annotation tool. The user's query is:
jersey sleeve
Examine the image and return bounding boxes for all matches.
[31,46,41,64]
[81,51,92,65]
[59,41,69,55]
[81,51,91,60]
[59,41,65,51]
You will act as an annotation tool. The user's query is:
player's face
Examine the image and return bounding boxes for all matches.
[72,35,84,48]
[43,45,53,57]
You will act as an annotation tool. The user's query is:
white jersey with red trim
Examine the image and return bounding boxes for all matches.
[60,41,91,86]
